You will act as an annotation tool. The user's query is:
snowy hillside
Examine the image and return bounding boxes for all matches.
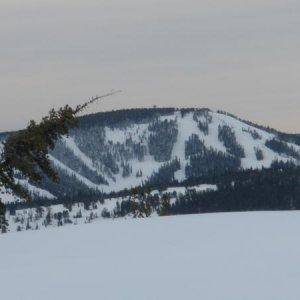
[1,107,300,203]
[5,184,217,233]
[1,212,300,300]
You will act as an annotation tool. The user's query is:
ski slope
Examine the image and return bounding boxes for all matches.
[1,109,299,201]
[1,212,300,300]
[49,110,300,193]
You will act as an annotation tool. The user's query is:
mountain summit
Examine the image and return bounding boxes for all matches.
[1,107,299,203]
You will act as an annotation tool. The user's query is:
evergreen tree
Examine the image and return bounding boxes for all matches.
[254,147,264,161]
[0,92,119,231]
[158,194,171,216]
[218,125,245,158]
[129,187,152,218]
[265,138,300,159]
[101,208,111,218]
[44,208,52,227]
[0,201,8,233]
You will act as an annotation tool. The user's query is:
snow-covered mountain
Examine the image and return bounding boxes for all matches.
[1,107,300,203]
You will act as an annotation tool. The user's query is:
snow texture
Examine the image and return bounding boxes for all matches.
[1,212,300,300]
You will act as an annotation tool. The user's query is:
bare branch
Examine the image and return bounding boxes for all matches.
[74,90,122,115]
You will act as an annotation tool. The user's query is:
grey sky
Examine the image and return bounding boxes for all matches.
[0,0,299,132]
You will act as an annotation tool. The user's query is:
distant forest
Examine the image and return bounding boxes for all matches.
[7,161,300,216]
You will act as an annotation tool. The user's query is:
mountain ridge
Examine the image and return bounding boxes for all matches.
[1,107,300,204]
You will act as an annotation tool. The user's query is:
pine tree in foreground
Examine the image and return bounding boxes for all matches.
[0,91,120,232]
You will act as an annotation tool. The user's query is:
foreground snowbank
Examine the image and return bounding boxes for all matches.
[1,212,300,300]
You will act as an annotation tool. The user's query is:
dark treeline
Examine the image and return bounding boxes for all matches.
[265,138,300,159]
[148,118,179,162]
[7,161,300,217]
[171,161,300,215]
[147,158,181,186]
[217,110,300,145]
[1,107,299,143]
[5,188,104,214]
[218,125,245,158]
[101,161,300,219]
[77,107,178,129]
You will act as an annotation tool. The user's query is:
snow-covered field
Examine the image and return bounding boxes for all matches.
[1,211,300,300]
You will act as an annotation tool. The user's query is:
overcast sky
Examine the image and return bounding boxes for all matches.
[0,0,299,132]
